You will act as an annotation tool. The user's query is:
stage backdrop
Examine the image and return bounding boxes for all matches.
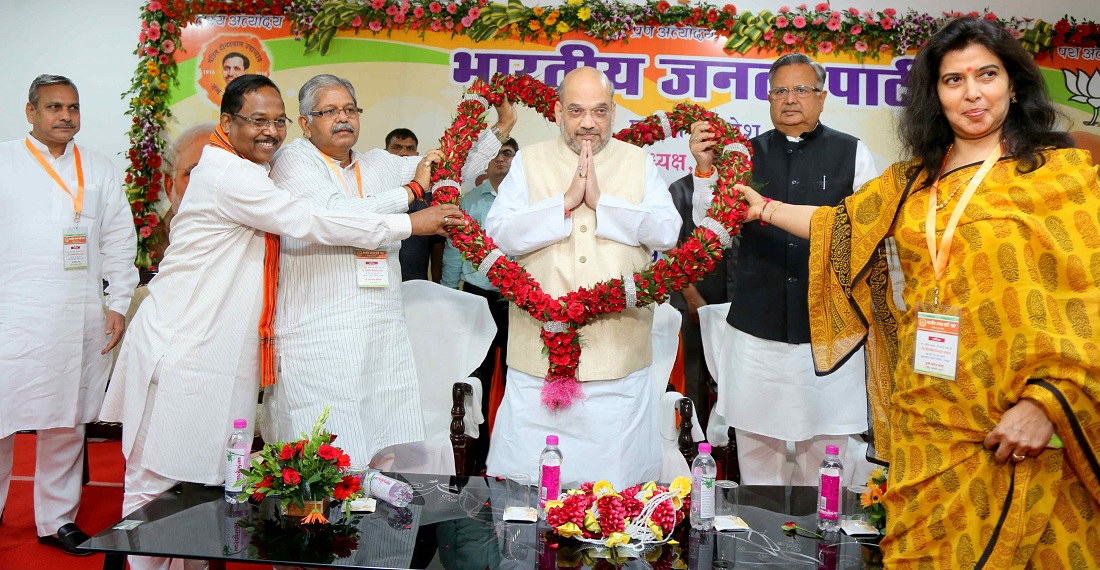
[127,1,1099,267]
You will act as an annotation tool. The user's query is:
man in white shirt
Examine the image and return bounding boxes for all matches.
[101,74,466,570]
[0,74,138,555]
[261,73,513,466]
[484,67,681,488]
[689,53,878,485]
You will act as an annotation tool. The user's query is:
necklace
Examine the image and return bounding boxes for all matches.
[933,144,973,210]
[935,180,967,210]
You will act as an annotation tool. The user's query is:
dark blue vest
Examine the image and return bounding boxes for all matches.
[727,123,858,343]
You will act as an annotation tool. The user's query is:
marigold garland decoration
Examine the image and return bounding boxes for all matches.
[429,73,749,409]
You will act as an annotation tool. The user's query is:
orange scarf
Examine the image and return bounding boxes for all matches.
[208,126,281,387]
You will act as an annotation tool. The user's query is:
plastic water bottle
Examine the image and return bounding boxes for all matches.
[537,435,563,512]
[364,469,414,507]
[817,445,844,531]
[224,418,249,503]
[690,442,717,530]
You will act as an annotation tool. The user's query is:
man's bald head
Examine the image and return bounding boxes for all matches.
[555,67,616,154]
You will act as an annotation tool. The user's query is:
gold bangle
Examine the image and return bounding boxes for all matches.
[765,200,781,224]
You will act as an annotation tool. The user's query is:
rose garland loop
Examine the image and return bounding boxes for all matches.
[431,73,751,410]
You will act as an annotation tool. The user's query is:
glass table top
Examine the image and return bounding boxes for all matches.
[82,472,881,569]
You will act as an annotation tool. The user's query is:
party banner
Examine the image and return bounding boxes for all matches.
[165,16,1099,186]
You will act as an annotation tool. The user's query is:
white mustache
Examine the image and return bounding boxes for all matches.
[332,123,355,134]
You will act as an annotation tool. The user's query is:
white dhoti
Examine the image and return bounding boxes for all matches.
[0,425,86,537]
[715,326,870,486]
[486,368,661,489]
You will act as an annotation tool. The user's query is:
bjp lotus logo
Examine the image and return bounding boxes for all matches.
[1063,69,1100,126]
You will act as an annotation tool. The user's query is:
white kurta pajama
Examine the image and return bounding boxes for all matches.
[484,143,681,489]
[101,144,414,547]
[261,134,499,465]
[0,136,137,536]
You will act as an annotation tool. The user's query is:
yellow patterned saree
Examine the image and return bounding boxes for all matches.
[808,148,1100,569]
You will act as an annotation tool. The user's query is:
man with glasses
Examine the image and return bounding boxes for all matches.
[102,74,471,570]
[485,67,680,487]
[687,53,878,486]
[442,137,518,473]
[258,74,514,468]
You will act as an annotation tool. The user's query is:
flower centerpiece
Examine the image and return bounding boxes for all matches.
[543,477,690,551]
[239,406,363,524]
[860,466,888,532]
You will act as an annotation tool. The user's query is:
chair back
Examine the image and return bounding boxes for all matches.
[698,303,733,447]
[388,280,495,475]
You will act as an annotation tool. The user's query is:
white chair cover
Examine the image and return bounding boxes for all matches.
[650,303,703,482]
[375,280,495,475]
[699,303,733,447]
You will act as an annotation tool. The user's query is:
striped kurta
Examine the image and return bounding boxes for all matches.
[262,134,500,465]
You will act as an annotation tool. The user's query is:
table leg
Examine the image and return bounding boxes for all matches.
[102,553,126,570]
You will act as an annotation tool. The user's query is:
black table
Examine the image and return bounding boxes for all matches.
[79,473,880,569]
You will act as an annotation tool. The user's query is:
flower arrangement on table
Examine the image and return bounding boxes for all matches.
[238,406,363,524]
[543,477,691,550]
[860,466,888,532]
[545,533,684,570]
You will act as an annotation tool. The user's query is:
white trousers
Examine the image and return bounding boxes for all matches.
[0,425,86,537]
[735,431,853,486]
[121,370,207,570]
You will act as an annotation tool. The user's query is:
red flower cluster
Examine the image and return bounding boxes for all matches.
[545,480,688,542]
[332,474,362,500]
[432,75,750,410]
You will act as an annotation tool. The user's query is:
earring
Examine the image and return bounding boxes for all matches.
[1011,95,1018,103]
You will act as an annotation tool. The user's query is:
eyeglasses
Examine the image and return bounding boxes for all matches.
[565,107,612,121]
[767,85,823,99]
[497,149,516,159]
[232,114,289,130]
[307,106,363,119]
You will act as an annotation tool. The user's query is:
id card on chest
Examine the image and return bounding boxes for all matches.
[355,249,388,287]
[62,226,89,270]
[913,303,961,381]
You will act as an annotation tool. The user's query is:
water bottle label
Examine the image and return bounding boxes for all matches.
[539,465,560,506]
[818,472,840,521]
[225,448,247,493]
[697,475,715,518]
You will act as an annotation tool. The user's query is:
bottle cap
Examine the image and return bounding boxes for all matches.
[825,445,839,455]
[233,419,247,429]
[699,443,711,453]
[546,435,559,445]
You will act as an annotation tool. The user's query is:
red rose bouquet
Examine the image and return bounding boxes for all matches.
[239,406,363,523]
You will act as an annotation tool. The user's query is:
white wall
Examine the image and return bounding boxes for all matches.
[0,0,1091,168]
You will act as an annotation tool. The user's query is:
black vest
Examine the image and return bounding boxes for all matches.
[728,124,858,343]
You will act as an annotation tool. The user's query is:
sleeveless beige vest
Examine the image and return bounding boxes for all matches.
[507,136,654,382]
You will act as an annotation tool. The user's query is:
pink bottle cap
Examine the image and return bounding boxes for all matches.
[546,435,559,445]
[233,419,247,429]
[825,445,839,455]
[699,443,711,453]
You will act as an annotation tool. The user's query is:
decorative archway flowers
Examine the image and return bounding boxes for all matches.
[126,1,1093,269]
[429,73,750,409]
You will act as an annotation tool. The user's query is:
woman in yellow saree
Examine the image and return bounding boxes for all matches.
[724,17,1099,569]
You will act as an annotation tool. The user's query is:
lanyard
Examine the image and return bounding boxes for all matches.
[319,150,362,198]
[925,143,1002,304]
[26,138,84,222]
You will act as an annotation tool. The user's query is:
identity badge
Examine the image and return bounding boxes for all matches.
[63,227,89,270]
[913,305,962,381]
[355,249,388,287]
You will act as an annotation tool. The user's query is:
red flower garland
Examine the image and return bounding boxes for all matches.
[431,73,750,409]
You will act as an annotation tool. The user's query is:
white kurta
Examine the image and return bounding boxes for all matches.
[484,148,679,488]
[0,137,137,438]
[261,133,500,464]
[101,145,414,485]
[691,138,877,442]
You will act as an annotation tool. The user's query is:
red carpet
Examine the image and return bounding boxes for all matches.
[0,434,255,570]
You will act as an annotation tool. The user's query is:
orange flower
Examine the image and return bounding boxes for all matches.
[545,10,560,25]
[529,20,541,31]
[532,6,545,16]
